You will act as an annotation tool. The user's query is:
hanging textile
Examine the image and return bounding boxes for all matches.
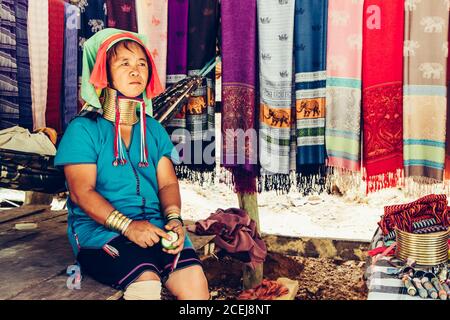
[257,0,295,193]
[167,0,188,86]
[362,0,404,193]
[136,0,168,89]
[446,23,450,181]
[71,0,106,109]
[293,0,328,195]
[46,0,65,134]
[221,0,258,194]
[105,0,137,32]
[27,0,48,130]
[325,0,363,172]
[62,2,79,131]
[177,0,218,183]
[15,0,32,131]
[0,0,19,130]
[166,0,189,150]
[403,0,449,185]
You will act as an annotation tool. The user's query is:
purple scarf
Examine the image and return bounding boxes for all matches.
[105,0,137,32]
[221,0,258,193]
[165,0,189,153]
[166,0,189,85]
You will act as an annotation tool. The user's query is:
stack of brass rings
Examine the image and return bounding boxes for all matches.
[395,228,449,266]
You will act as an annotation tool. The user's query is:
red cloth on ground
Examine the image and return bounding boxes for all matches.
[187,207,267,269]
[238,279,288,300]
[46,0,65,133]
[379,194,450,235]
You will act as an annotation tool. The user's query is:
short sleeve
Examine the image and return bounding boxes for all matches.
[152,119,181,165]
[54,117,98,167]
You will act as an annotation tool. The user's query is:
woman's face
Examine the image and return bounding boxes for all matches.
[108,41,149,98]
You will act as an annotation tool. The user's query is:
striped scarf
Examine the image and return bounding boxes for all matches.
[362,0,404,193]
[294,0,328,194]
[0,0,19,130]
[177,0,218,183]
[105,0,137,32]
[221,0,258,194]
[257,0,295,193]
[46,0,64,134]
[136,0,168,89]
[15,0,32,131]
[62,3,79,131]
[325,0,363,173]
[27,0,48,130]
[166,0,189,146]
[403,0,449,186]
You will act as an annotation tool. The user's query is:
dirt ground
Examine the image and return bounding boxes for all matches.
[162,252,368,300]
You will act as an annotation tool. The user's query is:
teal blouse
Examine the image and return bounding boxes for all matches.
[54,115,192,256]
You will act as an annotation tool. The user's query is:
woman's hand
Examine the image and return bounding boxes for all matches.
[124,220,170,249]
[163,220,185,255]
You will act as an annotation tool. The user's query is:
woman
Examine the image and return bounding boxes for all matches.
[55,28,209,300]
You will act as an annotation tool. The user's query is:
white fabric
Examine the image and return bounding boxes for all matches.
[123,280,162,300]
[28,0,49,130]
[0,126,56,155]
[136,0,168,89]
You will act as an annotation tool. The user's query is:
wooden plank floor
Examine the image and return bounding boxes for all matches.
[0,206,214,300]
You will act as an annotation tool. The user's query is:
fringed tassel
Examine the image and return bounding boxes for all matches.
[112,97,126,166]
[364,168,404,194]
[295,164,327,196]
[404,176,447,199]
[218,166,258,194]
[325,166,363,196]
[139,101,149,168]
[174,164,216,186]
[257,171,295,195]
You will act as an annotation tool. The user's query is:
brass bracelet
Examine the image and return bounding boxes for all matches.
[105,209,119,228]
[121,219,133,235]
[113,214,126,229]
[109,214,123,230]
[105,209,133,235]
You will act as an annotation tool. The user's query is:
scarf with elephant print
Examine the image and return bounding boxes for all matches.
[362,0,404,193]
[293,0,328,195]
[174,0,219,184]
[325,0,364,175]
[403,0,449,185]
[257,0,296,193]
[70,0,107,108]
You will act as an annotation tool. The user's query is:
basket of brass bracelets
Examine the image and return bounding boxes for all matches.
[395,228,449,266]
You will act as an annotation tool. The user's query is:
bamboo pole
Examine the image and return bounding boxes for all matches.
[237,191,263,290]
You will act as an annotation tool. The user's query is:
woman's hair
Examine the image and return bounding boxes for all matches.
[106,40,152,87]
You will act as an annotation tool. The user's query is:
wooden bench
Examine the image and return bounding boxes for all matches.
[0,206,215,300]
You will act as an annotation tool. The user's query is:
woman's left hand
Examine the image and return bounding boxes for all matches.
[163,220,185,255]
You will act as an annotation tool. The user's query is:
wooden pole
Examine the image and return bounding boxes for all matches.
[237,191,263,290]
